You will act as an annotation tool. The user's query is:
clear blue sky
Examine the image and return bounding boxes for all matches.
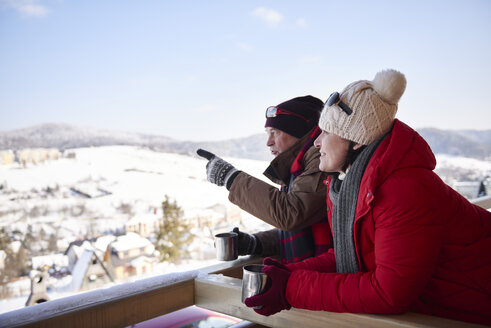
[1,0,490,141]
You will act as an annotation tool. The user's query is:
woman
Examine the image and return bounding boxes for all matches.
[245,69,491,325]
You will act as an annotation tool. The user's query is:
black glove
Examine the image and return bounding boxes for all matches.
[197,149,239,189]
[233,227,260,255]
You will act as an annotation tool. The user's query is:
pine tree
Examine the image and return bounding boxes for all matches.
[23,225,35,253]
[0,228,9,252]
[48,233,58,252]
[0,228,12,295]
[14,246,29,276]
[155,196,194,264]
[0,228,27,297]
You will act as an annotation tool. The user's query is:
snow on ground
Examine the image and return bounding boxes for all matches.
[0,146,274,314]
[1,146,489,315]
[0,146,274,234]
[435,154,491,172]
[1,145,271,210]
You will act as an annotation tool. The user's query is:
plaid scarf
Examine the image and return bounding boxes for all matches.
[279,126,331,264]
[290,126,321,177]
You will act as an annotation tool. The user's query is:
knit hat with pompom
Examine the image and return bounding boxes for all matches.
[318,69,407,145]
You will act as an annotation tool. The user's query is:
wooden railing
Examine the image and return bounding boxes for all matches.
[0,196,489,328]
[195,274,488,328]
[0,255,488,328]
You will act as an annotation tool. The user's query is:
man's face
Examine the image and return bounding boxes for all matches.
[313,130,351,173]
[265,127,299,157]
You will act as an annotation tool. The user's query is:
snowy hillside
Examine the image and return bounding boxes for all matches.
[418,128,491,160]
[0,123,270,161]
[0,146,275,313]
[0,146,274,236]
[1,146,490,237]
[0,123,174,151]
[2,123,489,162]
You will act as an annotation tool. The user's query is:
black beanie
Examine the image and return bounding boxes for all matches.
[265,95,324,138]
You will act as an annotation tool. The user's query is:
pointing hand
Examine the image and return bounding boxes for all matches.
[197,148,239,188]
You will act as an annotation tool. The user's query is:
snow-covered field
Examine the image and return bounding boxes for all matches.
[0,146,490,315]
[0,146,274,235]
[1,145,270,210]
[0,146,276,314]
[435,154,491,178]
[1,146,489,251]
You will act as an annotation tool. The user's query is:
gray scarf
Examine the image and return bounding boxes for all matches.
[330,134,388,273]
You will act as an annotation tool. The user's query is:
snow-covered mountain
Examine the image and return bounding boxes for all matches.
[417,128,491,160]
[0,123,270,160]
[0,123,174,151]
[3,123,489,161]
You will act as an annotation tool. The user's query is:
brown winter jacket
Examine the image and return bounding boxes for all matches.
[228,130,328,256]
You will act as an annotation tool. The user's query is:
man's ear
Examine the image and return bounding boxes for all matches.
[353,143,364,150]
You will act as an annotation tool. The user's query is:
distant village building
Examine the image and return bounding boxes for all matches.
[56,236,116,292]
[48,148,60,161]
[65,240,97,273]
[187,204,242,230]
[64,234,157,283]
[0,150,14,165]
[125,213,161,238]
[105,232,156,280]
[93,235,116,254]
[15,148,60,165]
[69,249,113,292]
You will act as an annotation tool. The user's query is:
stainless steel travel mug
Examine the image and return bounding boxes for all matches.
[241,264,268,308]
[214,232,238,261]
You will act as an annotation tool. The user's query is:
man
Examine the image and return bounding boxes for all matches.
[245,70,491,326]
[197,95,331,264]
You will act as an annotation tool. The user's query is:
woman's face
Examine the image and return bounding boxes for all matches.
[314,130,351,173]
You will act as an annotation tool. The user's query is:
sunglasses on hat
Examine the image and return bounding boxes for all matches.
[265,106,310,122]
[325,92,353,115]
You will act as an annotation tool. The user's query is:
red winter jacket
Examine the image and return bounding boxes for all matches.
[285,120,491,325]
